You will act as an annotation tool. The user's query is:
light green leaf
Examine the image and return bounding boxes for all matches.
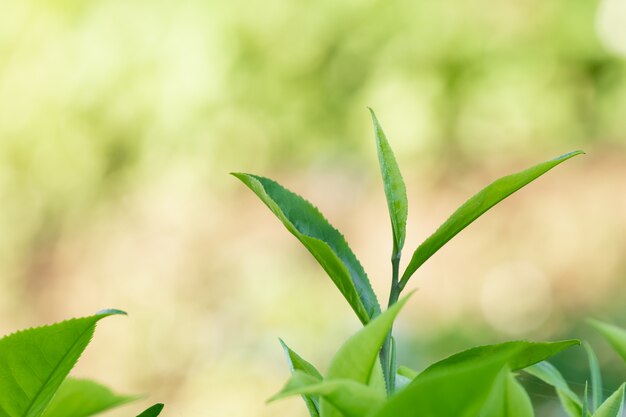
[525,361,582,417]
[400,150,584,287]
[0,310,126,417]
[233,173,380,324]
[320,293,412,417]
[369,108,408,255]
[421,340,579,375]
[41,378,137,417]
[593,384,624,417]
[481,370,534,417]
[279,339,322,417]
[584,341,603,411]
[371,347,516,417]
[583,381,589,417]
[588,319,626,364]
[135,404,164,417]
[268,371,384,417]
[396,366,418,379]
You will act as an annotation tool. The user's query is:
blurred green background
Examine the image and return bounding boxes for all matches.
[1,0,626,415]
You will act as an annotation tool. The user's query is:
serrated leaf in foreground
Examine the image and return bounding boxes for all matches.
[0,310,125,417]
[400,150,584,288]
[41,378,137,417]
[233,173,381,324]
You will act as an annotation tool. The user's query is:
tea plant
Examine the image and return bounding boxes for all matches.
[0,309,163,417]
[232,109,626,416]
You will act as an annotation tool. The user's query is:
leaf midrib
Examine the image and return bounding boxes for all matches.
[21,323,94,417]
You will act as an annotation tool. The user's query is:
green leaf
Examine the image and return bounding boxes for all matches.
[588,319,626,363]
[320,293,412,417]
[232,173,381,324]
[525,361,582,417]
[136,404,164,417]
[372,347,516,417]
[582,381,589,417]
[0,310,126,417]
[481,371,534,417]
[584,341,603,411]
[41,378,137,417]
[593,384,624,417]
[269,371,384,417]
[369,109,408,255]
[279,339,322,417]
[421,340,579,375]
[396,366,418,379]
[400,150,584,287]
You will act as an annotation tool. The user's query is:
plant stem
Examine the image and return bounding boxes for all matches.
[380,252,401,395]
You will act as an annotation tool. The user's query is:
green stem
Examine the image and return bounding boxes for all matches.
[380,252,401,395]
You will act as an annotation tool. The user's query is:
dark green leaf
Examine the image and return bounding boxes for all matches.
[369,109,408,255]
[136,404,164,417]
[400,150,584,287]
[0,310,126,417]
[233,173,380,323]
[41,378,137,417]
[279,339,322,417]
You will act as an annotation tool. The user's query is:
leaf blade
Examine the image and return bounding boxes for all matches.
[279,339,322,417]
[525,361,582,417]
[233,173,381,323]
[136,404,164,417]
[0,310,125,417]
[41,378,137,417]
[268,371,384,417]
[593,384,624,417]
[369,109,408,255]
[400,150,584,286]
[588,319,626,364]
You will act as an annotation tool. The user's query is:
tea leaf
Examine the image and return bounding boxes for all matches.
[320,294,411,417]
[584,342,603,411]
[279,339,322,416]
[400,150,584,287]
[0,310,126,417]
[41,378,137,417]
[233,173,381,324]
[481,371,534,417]
[588,320,626,364]
[268,371,384,417]
[421,340,579,375]
[583,381,589,417]
[369,108,408,256]
[525,361,582,417]
[593,384,624,417]
[136,404,164,417]
[371,347,514,417]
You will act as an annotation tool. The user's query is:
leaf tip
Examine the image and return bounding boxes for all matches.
[96,308,127,317]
